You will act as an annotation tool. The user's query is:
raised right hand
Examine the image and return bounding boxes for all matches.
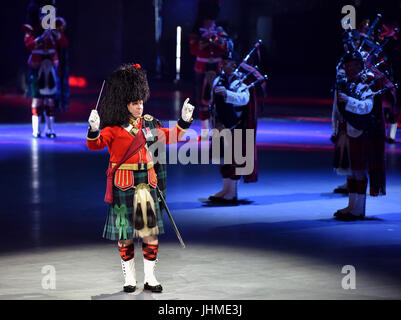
[88,109,100,131]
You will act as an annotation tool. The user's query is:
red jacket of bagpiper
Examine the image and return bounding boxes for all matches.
[189,33,227,74]
[87,115,190,192]
[23,24,68,69]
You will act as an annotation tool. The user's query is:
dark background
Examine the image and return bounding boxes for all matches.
[1,0,400,94]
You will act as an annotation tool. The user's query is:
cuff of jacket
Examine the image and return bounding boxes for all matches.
[177,117,193,131]
[87,127,100,140]
[225,90,236,104]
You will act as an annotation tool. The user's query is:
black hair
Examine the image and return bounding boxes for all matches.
[99,64,150,129]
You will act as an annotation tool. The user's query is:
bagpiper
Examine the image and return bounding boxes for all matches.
[208,50,258,203]
[331,29,362,195]
[333,51,387,221]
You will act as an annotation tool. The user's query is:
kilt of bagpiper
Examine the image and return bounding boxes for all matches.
[102,168,164,241]
[348,130,386,196]
[333,122,351,175]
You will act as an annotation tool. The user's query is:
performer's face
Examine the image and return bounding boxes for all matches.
[127,100,143,119]
[344,60,362,82]
[222,59,237,76]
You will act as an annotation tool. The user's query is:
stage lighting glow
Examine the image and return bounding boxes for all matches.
[68,76,87,88]
[176,26,182,81]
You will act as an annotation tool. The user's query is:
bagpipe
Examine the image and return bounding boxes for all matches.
[211,40,268,129]
[335,62,398,131]
[337,13,397,72]
[358,14,398,100]
[334,13,399,131]
[214,39,268,95]
[230,40,268,93]
[358,13,399,73]
[336,12,398,100]
[357,13,382,56]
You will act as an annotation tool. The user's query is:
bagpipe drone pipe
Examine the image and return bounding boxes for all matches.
[211,40,268,129]
[335,68,397,131]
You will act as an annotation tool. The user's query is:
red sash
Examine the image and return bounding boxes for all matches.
[104,129,146,203]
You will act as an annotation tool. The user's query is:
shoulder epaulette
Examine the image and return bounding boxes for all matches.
[143,114,154,121]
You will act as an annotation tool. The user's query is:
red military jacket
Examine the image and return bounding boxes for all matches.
[87,115,190,193]
[87,116,188,165]
[23,24,68,68]
[189,33,227,74]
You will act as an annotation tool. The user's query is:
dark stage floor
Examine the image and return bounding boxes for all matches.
[0,80,401,299]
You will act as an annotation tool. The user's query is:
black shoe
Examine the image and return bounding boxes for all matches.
[208,195,238,203]
[220,197,238,204]
[335,212,363,221]
[386,137,396,144]
[333,187,348,194]
[123,285,136,293]
[144,282,163,293]
[333,210,345,217]
[211,197,238,206]
[208,195,224,202]
[32,133,41,138]
[46,133,56,139]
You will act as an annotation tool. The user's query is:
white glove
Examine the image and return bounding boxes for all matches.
[181,98,195,122]
[337,92,349,104]
[88,109,100,131]
[214,86,226,93]
[214,86,227,99]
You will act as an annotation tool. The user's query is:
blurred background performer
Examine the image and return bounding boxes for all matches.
[208,50,258,204]
[54,16,70,113]
[23,0,69,138]
[189,0,228,136]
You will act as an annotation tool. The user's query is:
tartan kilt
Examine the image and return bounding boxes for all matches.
[102,170,165,241]
[26,68,58,99]
[333,126,351,175]
[26,69,40,99]
[348,132,386,196]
